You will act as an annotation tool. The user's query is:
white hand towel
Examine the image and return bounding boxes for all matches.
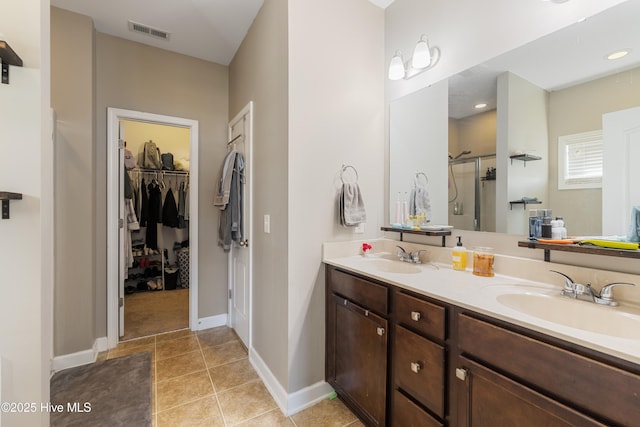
[340,183,366,226]
[410,183,431,217]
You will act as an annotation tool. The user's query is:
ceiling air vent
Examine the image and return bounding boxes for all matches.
[128,21,170,41]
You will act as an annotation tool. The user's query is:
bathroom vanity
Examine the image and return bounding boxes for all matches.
[324,241,640,427]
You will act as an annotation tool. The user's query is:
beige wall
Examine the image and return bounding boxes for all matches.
[123,121,191,169]
[229,0,384,395]
[548,66,640,235]
[229,0,290,389]
[288,0,385,392]
[95,34,230,334]
[51,6,96,356]
[451,109,497,157]
[0,0,50,425]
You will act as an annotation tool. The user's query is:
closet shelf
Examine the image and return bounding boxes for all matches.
[0,191,22,219]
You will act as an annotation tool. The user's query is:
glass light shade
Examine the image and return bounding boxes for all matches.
[388,52,405,80]
[412,37,431,69]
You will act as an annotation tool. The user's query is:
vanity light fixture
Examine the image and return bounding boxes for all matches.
[388,35,441,81]
[606,49,630,60]
[388,50,406,80]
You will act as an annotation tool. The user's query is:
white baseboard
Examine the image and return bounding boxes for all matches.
[195,314,228,331]
[52,339,100,373]
[249,348,334,416]
[95,336,108,353]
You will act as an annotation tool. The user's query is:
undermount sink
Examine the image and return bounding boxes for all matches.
[366,258,421,274]
[489,287,640,339]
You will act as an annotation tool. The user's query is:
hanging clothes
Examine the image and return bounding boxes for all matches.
[146,181,162,250]
[216,151,245,252]
[162,188,179,228]
[140,178,149,227]
[178,181,187,229]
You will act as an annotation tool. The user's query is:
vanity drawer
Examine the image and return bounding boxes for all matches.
[458,313,640,426]
[392,390,443,427]
[394,325,445,418]
[328,268,388,314]
[395,291,446,340]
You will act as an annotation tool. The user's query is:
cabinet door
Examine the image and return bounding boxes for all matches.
[330,294,387,427]
[455,356,607,427]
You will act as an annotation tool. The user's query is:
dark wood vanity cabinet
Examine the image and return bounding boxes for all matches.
[455,312,640,427]
[326,265,640,426]
[326,267,389,427]
[391,291,447,426]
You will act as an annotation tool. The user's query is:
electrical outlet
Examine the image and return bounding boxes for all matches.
[355,223,365,234]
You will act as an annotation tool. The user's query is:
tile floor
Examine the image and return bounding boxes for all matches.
[122,288,189,340]
[100,326,363,426]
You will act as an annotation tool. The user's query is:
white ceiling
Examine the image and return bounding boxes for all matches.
[50,0,265,65]
[51,0,392,66]
[449,0,640,118]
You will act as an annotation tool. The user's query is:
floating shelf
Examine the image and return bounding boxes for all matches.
[0,40,23,85]
[518,240,640,262]
[509,200,542,210]
[0,192,23,219]
[381,226,451,247]
[510,154,541,166]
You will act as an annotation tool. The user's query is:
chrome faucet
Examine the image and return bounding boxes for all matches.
[550,270,635,307]
[396,246,425,264]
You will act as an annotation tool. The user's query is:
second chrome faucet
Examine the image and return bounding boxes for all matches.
[550,270,635,307]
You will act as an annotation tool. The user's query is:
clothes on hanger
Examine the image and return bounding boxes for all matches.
[178,181,187,229]
[146,181,162,250]
[162,188,179,228]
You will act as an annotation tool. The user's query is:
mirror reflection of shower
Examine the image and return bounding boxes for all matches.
[448,153,496,232]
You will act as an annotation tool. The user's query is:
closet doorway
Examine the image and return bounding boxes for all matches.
[107,108,199,348]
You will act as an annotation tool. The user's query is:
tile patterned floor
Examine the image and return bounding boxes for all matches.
[100,326,364,426]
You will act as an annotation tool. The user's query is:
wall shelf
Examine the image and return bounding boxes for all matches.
[518,240,640,262]
[0,192,23,219]
[0,40,23,85]
[381,226,451,247]
[510,154,541,166]
[509,200,542,210]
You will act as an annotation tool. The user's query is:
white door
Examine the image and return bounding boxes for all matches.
[228,102,253,348]
[602,106,640,236]
[118,122,126,337]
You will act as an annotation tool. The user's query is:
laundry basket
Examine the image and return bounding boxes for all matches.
[175,247,189,288]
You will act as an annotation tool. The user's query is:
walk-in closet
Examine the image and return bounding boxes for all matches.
[121,120,191,340]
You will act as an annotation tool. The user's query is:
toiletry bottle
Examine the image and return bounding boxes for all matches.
[452,236,467,271]
[402,192,409,225]
[394,192,401,224]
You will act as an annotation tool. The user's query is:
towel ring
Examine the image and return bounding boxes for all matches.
[415,172,429,186]
[341,165,359,184]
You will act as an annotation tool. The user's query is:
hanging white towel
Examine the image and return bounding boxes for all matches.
[340,182,366,226]
[410,177,431,217]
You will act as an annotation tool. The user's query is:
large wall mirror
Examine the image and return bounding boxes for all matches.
[389,0,640,238]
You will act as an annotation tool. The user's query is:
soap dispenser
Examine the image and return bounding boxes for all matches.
[452,236,467,271]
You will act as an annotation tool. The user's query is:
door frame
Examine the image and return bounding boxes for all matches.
[227,101,253,348]
[107,107,199,348]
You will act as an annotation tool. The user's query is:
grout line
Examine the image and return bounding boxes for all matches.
[198,335,229,427]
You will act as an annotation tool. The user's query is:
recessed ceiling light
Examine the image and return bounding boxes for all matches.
[606,49,630,60]
[474,103,487,109]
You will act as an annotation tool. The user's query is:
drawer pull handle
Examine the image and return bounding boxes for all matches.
[456,368,468,381]
[377,327,385,336]
[410,311,421,321]
[411,362,421,373]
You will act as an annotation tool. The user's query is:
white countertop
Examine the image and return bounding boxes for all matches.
[324,250,640,366]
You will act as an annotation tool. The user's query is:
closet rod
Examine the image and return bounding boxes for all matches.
[130,168,189,176]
